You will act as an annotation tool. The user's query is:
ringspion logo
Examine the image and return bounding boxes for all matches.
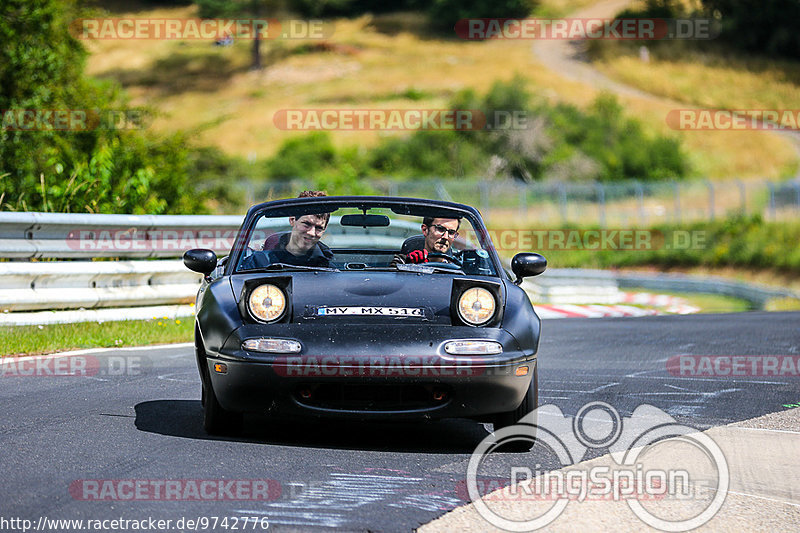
[467,402,728,530]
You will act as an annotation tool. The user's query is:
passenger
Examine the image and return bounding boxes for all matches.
[240,190,333,269]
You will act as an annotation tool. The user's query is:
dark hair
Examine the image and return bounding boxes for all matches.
[298,190,327,198]
[297,190,330,226]
[423,216,461,229]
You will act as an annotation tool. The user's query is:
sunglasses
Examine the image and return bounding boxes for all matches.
[429,224,458,238]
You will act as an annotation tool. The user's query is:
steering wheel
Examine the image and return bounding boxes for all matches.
[427,252,463,268]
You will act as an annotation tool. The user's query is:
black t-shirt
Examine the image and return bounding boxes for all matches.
[240,233,333,269]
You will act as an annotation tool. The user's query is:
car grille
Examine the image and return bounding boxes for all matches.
[294,383,450,411]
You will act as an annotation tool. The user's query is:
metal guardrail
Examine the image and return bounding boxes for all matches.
[524,268,800,307]
[0,260,202,312]
[1,213,797,324]
[0,212,244,259]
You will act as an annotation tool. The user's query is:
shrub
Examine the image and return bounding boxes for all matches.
[427,0,538,33]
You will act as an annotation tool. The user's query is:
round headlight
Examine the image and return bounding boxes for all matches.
[457,287,496,326]
[248,284,286,322]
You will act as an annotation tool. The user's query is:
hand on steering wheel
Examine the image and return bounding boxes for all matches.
[427,252,463,267]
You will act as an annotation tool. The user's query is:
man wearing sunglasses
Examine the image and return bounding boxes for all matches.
[393,216,461,265]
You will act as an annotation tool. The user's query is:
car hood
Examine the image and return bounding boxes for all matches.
[232,271,501,325]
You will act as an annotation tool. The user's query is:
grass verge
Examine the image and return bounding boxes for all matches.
[0,317,193,357]
[625,289,750,314]
[532,215,800,273]
[591,43,800,113]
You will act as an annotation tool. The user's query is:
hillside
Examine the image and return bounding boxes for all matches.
[84,2,799,180]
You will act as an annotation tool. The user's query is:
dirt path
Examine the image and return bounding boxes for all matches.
[531,0,800,177]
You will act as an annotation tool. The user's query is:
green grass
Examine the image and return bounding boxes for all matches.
[625,289,750,314]
[0,317,193,357]
[592,43,800,112]
[764,297,800,312]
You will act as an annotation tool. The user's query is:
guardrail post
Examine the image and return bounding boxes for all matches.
[595,182,606,227]
[767,181,776,220]
[736,179,746,213]
[706,180,715,220]
[794,181,800,211]
[634,181,645,225]
[673,181,681,223]
[480,182,490,220]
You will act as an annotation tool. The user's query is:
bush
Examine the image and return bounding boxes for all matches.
[700,0,800,59]
[0,0,221,214]
[266,132,338,180]
[264,79,689,186]
[284,0,417,17]
[427,0,538,33]
[541,215,800,274]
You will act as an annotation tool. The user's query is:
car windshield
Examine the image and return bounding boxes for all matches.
[233,205,499,276]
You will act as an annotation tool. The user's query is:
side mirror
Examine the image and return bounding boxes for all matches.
[511,253,547,284]
[184,249,218,275]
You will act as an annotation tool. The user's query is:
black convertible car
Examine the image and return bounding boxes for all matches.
[184,196,546,441]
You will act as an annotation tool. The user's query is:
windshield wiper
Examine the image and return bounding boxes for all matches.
[240,263,338,273]
[395,263,464,275]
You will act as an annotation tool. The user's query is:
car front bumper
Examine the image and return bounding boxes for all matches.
[204,323,537,420]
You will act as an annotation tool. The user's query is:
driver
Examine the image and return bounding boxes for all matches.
[393,217,460,264]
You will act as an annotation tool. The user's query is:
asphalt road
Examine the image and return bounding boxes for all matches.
[1,312,798,532]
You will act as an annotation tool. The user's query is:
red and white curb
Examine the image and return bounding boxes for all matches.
[535,292,700,319]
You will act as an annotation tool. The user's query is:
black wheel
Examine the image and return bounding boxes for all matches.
[492,366,538,451]
[196,333,242,435]
[202,380,243,435]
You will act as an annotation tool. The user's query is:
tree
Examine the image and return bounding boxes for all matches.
[0,0,208,213]
[700,0,800,58]
[197,0,268,70]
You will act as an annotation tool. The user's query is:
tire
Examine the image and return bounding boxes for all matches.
[203,380,243,436]
[491,366,538,452]
[196,334,243,436]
